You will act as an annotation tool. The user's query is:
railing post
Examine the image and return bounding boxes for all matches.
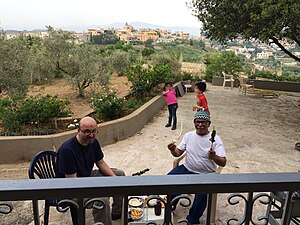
[245,192,254,225]
[123,196,128,225]
[164,195,172,225]
[281,191,293,225]
[77,198,85,225]
[205,193,213,225]
[32,200,40,225]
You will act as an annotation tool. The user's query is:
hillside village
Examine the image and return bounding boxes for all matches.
[3,22,300,75]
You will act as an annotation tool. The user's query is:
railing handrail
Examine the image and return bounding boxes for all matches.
[0,173,299,201]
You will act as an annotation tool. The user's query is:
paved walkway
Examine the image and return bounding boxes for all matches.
[2,84,300,225]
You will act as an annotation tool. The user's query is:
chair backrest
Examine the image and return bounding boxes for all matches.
[239,77,248,85]
[28,150,57,179]
[222,72,233,79]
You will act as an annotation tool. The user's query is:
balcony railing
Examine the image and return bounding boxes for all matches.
[0,172,299,225]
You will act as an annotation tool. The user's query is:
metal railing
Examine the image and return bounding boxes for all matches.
[0,172,299,225]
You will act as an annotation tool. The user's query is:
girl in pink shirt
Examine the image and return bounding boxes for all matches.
[162,82,178,130]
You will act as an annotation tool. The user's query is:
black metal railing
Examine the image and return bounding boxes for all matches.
[0,172,299,225]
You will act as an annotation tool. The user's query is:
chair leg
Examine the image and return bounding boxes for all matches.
[44,201,50,225]
[231,81,233,89]
[210,193,218,225]
[223,80,226,88]
[32,200,40,225]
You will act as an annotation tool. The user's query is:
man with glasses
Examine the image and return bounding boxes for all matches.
[167,110,226,224]
[56,116,124,225]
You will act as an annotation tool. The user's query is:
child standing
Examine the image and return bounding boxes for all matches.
[192,82,210,114]
[162,82,178,130]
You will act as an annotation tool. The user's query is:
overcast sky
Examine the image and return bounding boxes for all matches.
[0,0,201,30]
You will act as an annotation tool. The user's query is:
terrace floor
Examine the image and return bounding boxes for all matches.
[0,84,299,224]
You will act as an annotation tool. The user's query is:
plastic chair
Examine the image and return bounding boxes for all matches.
[267,191,300,225]
[238,77,253,95]
[173,152,223,225]
[222,72,234,89]
[28,150,78,225]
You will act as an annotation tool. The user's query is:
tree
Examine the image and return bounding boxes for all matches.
[25,36,56,84]
[0,36,30,97]
[92,31,120,45]
[205,51,243,81]
[151,54,182,77]
[111,50,136,76]
[142,47,155,57]
[58,45,112,98]
[190,0,300,62]
[42,27,75,78]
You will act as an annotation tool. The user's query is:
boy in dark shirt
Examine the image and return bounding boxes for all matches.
[56,116,124,225]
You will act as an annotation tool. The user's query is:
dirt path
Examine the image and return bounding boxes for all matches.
[1,84,299,224]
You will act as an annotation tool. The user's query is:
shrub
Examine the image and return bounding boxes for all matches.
[92,90,125,121]
[126,64,172,99]
[249,72,300,82]
[181,72,203,82]
[142,48,155,57]
[124,98,144,110]
[0,98,12,120]
[17,95,71,125]
[204,51,243,82]
[1,95,71,132]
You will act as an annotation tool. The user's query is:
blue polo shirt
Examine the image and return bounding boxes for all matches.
[56,136,104,178]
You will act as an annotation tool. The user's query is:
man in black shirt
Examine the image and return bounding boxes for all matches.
[56,116,124,225]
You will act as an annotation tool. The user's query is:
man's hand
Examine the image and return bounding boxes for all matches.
[167,143,184,157]
[96,159,116,176]
[208,149,216,160]
[208,149,226,167]
[168,143,176,152]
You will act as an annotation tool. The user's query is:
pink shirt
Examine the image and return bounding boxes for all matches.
[162,88,178,105]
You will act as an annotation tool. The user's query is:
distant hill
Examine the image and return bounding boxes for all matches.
[4,22,201,36]
[4,29,47,34]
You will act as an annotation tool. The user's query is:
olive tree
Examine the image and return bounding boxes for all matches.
[60,45,112,98]
[190,0,300,61]
[0,36,29,97]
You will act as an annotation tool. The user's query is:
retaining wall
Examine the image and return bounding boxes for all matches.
[212,77,300,92]
[0,83,184,163]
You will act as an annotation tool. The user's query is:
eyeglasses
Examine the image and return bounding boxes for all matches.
[79,128,98,135]
[194,120,209,125]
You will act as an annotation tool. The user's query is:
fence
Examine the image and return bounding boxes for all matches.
[0,172,299,225]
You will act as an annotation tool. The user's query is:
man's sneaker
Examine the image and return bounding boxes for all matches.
[165,123,171,127]
[171,126,177,130]
[111,213,122,220]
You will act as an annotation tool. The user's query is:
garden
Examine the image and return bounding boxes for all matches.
[0,27,204,136]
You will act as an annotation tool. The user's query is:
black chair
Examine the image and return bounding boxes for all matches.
[28,150,78,225]
[267,191,300,225]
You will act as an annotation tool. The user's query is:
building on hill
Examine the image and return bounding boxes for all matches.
[135,30,159,42]
[257,51,273,59]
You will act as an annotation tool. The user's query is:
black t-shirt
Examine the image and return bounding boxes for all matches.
[56,136,104,178]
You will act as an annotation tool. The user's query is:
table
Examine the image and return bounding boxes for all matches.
[128,208,165,225]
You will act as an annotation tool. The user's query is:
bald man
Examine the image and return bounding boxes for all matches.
[56,116,124,225]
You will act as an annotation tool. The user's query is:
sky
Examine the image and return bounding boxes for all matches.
[0,0,201,30]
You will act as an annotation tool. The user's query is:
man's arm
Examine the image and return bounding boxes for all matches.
[167,143,185,157]
[208,149,226,167]
[95,159,116,176]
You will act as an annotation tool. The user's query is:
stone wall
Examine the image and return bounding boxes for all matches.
[212,77,300,92]
[0,82,184,163]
